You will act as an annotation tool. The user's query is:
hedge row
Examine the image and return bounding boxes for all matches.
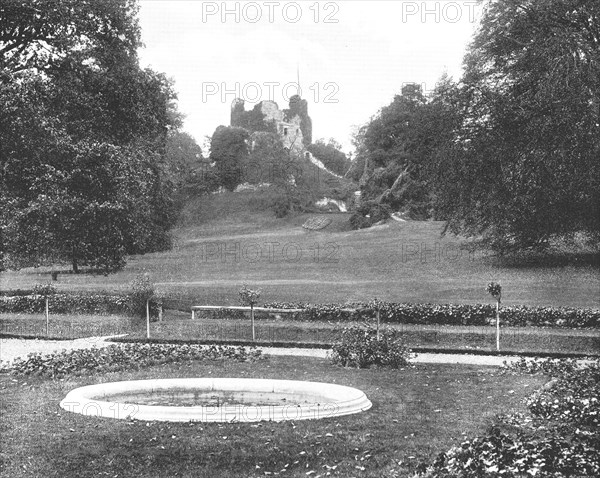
[0,293,160,317]
[3,294,598,328]
[262,302,600,328]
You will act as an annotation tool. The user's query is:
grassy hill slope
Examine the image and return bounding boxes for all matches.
[1,190,598,309]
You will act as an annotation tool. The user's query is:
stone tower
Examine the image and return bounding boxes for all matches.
[231,96,312,157]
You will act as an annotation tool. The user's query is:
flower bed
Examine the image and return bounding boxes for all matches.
[0,293,161,317]
[418,358,600,477]
[1,343,263,378]
[263,302,600,328]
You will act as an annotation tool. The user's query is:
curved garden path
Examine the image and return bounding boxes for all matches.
[1,336,531,367]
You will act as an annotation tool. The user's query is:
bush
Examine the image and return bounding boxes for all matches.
[32,283,57,296]
[349,201,392,230]
[349,212,371,230]
[128,273,156,319]
[419,358,600,477]
[1,343,263,378]
[268,184,311,218]
[0,293,131,315]
[330,325,411,369]
[263,301,600,328]
[271,193,292,218]
[239,284,261,306]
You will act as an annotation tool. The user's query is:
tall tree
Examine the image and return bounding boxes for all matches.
[163,131,204,190]
[209,126,249,192]
[435,0,600,252]
[0,0,180,274]
[357,84,439,219]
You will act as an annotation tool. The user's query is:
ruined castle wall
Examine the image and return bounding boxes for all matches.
[233,98,310,157]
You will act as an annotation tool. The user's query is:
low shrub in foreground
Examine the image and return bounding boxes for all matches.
[330,326,412,369]
[1,343,263,378]
[418,358,600,477]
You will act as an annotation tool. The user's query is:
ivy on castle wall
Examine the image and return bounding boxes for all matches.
[230,99,277,134]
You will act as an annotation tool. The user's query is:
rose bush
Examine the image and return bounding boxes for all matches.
[330,325,412,369]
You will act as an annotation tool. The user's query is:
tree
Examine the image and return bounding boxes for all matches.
[355,83,441,219]
[164,131,204,190]
[346,125,370,183]
[0,0,180,274]
[246,132,290,184]
[0,0,140,74]
[209,126,249,191]
[434,0,600,252]
[307,138,350,176]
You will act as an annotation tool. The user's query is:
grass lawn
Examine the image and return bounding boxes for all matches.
[0,313,137,340]
[2,311,599,356]
[139,318,600,356]
[1,192,598,309]
[0,355,546,477]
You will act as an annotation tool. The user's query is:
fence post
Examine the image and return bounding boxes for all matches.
[45,297,49,337]
[495,299,500,351]
[251,304,255,342]
[146,299,150,340]
[376,308,381,341]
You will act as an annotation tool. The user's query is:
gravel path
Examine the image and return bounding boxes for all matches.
[259,346,525,366]
[0,337,526,367]
[0,336,126,365]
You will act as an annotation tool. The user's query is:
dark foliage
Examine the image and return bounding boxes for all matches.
[330,325,411,369]
[263,301,600,328]
[209,125,250,191]
[1,343,263,378]
[420,357,600,477]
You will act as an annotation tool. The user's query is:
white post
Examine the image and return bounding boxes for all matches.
[376,308,380,341]
[45,297,49,336]
[146,299,150,340]
[191,308,196,320]
[495,298,500,351]
[251,304,255,342]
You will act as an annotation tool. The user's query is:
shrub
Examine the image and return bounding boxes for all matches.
[330,325,411,369]
[239,284,261,306]
[349,201,392,230]
[486,282,502,301]
[0,293,131,315]
[1,343,263,378]
[349,212,371,230]
[32,283,57,296]
[128,273,155,319]
[262,301,600,328]
[419,358,600,477]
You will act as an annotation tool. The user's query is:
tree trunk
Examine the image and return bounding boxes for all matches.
[72,246,79,274]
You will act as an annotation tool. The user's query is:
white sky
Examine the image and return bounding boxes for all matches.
[138,1,483,154]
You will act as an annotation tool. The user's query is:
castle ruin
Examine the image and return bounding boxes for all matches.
[230,95,312,157]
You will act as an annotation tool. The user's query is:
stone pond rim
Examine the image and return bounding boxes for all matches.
[60,378,373,422]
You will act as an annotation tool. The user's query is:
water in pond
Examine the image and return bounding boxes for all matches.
[108,390,323,407]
